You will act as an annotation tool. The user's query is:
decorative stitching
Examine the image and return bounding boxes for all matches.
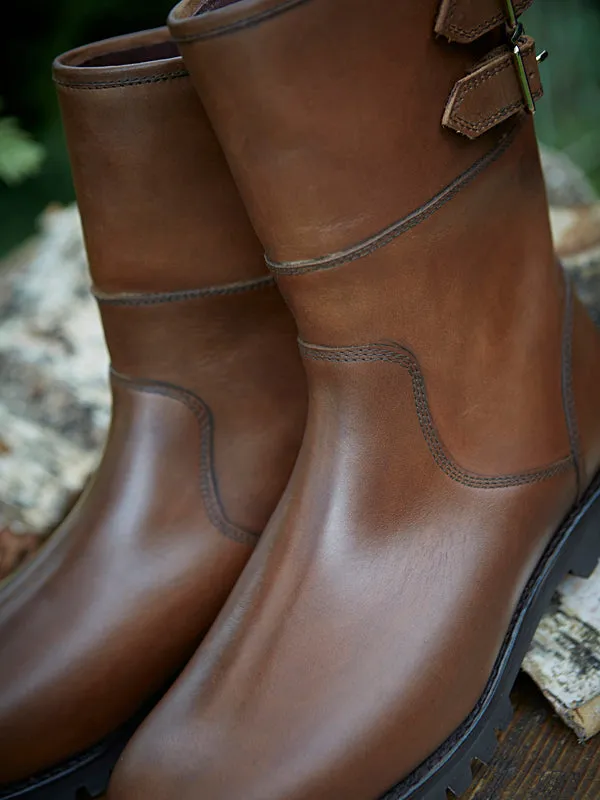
[450,42,542,133]
[452,94,541,134]
[440,0,532,40]
[561,278,584,499]
[111,370,259,546]
[54,70,189,90]
[94,275,276,307]
[173,0,313,43]
[299,340,574,490]
[267,123,520,277]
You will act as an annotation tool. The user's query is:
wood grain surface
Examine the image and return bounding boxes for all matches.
[464,676,600,799]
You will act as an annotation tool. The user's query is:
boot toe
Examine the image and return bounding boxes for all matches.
[108,714,221,800]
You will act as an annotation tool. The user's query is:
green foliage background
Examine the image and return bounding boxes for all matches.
[0,0,598,257]
[0,0,173,256]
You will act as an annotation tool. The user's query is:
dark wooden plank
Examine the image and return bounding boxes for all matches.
[464,676,600,799]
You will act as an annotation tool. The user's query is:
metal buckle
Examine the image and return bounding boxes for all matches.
[503,0,548,114]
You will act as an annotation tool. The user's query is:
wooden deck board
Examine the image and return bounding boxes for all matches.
[464,677,600,799]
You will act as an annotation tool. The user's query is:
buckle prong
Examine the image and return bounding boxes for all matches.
[503,0,547,115]
[511,39,536,114]
[503,0,520,32]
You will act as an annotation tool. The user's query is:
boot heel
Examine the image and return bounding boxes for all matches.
[569,490,600,578]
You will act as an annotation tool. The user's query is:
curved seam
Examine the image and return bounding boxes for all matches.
[561,278,584,498]
[173,0,313,43]
[94,275,276,307]
[299,340,574,490]
[54,70,189,90]
[267,122,520,276]
[111,370,259,545]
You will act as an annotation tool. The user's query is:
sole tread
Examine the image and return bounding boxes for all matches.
[381,470,600,800]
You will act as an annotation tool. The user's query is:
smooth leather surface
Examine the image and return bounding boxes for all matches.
[0,26,306,785]
[53,27,266,294]
[107,2,600,798]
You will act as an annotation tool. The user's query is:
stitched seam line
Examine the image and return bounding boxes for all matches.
[267,123,520,277]
[454,90,543,132]
[54,70,189,90]
[561,278,584,498]
[299,341,573,490]
[444,0,531,38]
[94,275,276,307]
[173,0,313,43]
[452,46,542,131]
[453,94,541,132]
[111,370,259,545]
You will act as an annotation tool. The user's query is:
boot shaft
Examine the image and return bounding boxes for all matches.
[53,27,267,294]
[167,0,557,353]
[169,0,600,494]
[168,0,544,266]
[53,27,308,534]
[52,26,297,391]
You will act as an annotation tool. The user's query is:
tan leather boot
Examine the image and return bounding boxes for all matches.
[106,2,600,799]
[0,26,306,800]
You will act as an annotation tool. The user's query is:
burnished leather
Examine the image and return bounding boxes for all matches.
[443,37,543,139]
[106,2,600,798]
[0,27,306,786]
[435,0,534,44]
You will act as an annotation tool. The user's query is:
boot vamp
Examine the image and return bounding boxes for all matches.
[109,356,576,800]
[0,380,253,785]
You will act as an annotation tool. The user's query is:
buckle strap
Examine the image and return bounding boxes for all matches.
[442,36,543,139]
[435,0,535,44]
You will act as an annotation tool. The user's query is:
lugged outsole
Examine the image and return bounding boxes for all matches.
[380,470,600,800]
[0,701,152,800]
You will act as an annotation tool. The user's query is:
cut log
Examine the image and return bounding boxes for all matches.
[0,205,110,577]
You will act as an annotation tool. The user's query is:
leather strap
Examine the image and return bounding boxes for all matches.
[435,0,535,44]
[442,36,543,139]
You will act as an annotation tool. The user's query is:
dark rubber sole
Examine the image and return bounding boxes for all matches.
[380,469,600,800]
[0,704,150,800]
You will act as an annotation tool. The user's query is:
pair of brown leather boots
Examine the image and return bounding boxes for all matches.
[2,1,600,799]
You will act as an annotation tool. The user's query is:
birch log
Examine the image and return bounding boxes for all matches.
[0,149,600,738]
[0,206,110,578]
[524,184,600,741]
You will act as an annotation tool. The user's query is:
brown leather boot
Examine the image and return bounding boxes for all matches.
[0,26,306,800]
[106,2,600,799]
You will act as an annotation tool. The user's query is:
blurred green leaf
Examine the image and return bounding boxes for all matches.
[525,0,600,190]
[0,101,45,186]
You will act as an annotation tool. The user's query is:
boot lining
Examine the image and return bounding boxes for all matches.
[81,41,180,68]
[197,0,241,14]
